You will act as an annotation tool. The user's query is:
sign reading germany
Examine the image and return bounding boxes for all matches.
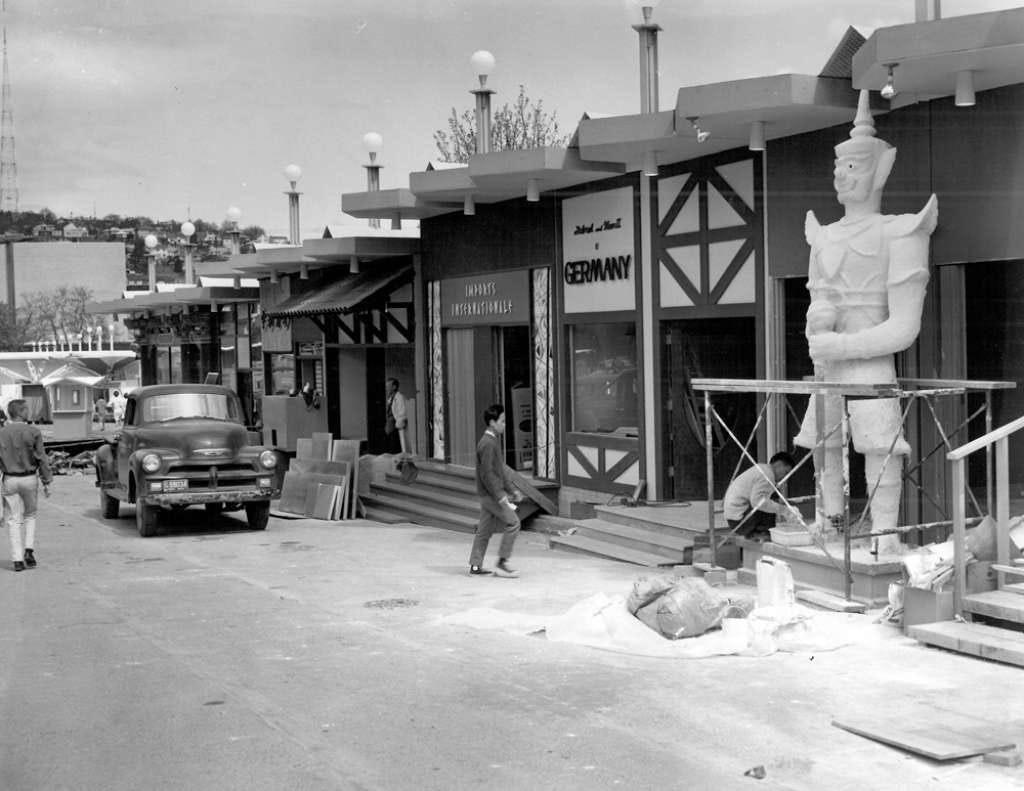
[561,186,636,313]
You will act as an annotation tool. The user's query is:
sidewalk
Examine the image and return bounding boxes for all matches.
[12,473,1024,791]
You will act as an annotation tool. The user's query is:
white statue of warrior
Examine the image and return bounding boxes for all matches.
[794,90,937,556]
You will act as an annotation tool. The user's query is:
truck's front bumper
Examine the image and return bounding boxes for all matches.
[140,488,281,507]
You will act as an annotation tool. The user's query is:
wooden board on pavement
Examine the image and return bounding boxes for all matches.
[311,432,333,461]
[831,717,1016,761]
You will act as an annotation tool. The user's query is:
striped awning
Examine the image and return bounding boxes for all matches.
[262,263,412,320]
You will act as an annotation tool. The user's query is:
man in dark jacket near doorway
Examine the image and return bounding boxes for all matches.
[469,404,522,578]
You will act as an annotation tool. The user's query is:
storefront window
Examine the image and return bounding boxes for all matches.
[569,323,638,434]
[220,308,237,393]
[156,347,171,385]
[170,346,183,384]
[236,304,251,370]
[269,353,295,395]
[250,305,264,396]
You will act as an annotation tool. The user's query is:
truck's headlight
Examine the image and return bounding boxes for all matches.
[259,450,277,469]
[141,453,161,473]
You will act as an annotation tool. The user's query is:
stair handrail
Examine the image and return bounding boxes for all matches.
[947,414,1024,616]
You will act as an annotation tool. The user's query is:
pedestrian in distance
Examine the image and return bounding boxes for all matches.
[0,399,53,572]
[722,451,797,540]
[469,403,523,578]
[384,377,407,455]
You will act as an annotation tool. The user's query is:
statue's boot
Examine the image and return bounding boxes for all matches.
[865,453,904,557]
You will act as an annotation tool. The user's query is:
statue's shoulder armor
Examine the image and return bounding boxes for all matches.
[805,211,823,247]
[884,194,938,239]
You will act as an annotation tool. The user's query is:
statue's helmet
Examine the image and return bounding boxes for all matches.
[833,90,896,201]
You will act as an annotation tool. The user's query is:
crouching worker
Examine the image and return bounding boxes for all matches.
[722,452,796,540]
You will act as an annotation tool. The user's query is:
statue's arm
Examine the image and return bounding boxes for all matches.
[809,197,937,362]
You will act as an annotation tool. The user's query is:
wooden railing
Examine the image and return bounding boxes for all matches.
[948,414,1024,616]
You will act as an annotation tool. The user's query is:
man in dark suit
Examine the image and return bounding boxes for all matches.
[469,404,522,577]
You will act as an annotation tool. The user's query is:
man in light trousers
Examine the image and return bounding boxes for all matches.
[0,399,52,572]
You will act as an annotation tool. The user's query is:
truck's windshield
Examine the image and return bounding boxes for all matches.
[140,393,242,424]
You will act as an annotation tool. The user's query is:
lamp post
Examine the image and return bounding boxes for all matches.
[181,220,196,284]
[108,323,115,352]
[144,234,159,291]
[284,164,302,246]
[632,2,662,114]
[362,132,383,230]
[226,206,243,255]
[469,50,496,154]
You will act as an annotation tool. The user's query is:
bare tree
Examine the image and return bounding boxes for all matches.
[433,85,569,164]
[20,286,95,347]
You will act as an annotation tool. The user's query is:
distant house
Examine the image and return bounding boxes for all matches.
[62,222,87,241]
[32,223,57,240]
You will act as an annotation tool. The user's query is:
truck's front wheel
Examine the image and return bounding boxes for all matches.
[245,501,270,531]
[136,500,159,537]
[100,487,119,519]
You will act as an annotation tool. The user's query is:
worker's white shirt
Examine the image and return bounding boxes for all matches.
[723,464,778,521]
[390,392,407,425]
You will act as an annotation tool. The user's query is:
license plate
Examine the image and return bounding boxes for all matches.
[162,479,188,492]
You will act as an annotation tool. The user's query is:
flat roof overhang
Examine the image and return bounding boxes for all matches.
[853,8,1024,104]
[577,76,882,165]
[205,234,420,278]
[341,187,459,220]
[87,283,259,316]
[466,147,625,193]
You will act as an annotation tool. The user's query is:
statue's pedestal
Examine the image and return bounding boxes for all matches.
[737,537,902,607]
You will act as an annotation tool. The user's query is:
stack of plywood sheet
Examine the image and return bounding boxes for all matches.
[277,432,361,520]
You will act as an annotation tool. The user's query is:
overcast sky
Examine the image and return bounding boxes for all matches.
[8,0,1019,235]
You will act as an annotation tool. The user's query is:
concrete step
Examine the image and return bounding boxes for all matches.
[963,590,1024,624]
[413,459,560,493]
[373,480,480,516]
[360,493,478,533]
[592,503,714,538]
[737,539,900,608]
[909,620,1024,668]
[549,533,678,567]
[575,519,691,562]
[388,470,479,497]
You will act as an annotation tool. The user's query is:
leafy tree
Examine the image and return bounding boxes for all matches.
[433,85,569,164]
[240,225,265,241]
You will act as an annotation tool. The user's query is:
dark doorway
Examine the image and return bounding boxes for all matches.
[663,317,757,500]
[499,325,533,471]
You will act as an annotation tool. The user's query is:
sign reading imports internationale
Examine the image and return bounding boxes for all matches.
[440,269,531,327]
[561,186,636,313]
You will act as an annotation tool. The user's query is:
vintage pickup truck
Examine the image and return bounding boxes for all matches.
[95,384,281,537]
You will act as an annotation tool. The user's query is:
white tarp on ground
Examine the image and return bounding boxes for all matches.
[441,593,877,659]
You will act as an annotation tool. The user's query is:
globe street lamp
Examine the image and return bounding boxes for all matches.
[145,233,159,291]
[181,220,196,284]
[362,132,383,229]
[469,50,496,154]
[284,164,302,245]
[226,206,243,256]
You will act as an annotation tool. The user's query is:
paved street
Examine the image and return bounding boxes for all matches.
[0,474,1022,791]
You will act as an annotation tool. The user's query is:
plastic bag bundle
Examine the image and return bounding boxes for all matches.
[627,575,677,616]
[635,578,729,640]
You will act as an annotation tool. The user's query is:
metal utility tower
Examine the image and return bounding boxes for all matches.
[0,26,18,213]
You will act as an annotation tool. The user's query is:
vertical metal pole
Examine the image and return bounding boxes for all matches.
[841,396,852,601]
[952,457,966,617]
[4,239,14,325]
[985,390,994,516]
[813,384,826,531]
[996,437,1010,591]
[705,391,716,568]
